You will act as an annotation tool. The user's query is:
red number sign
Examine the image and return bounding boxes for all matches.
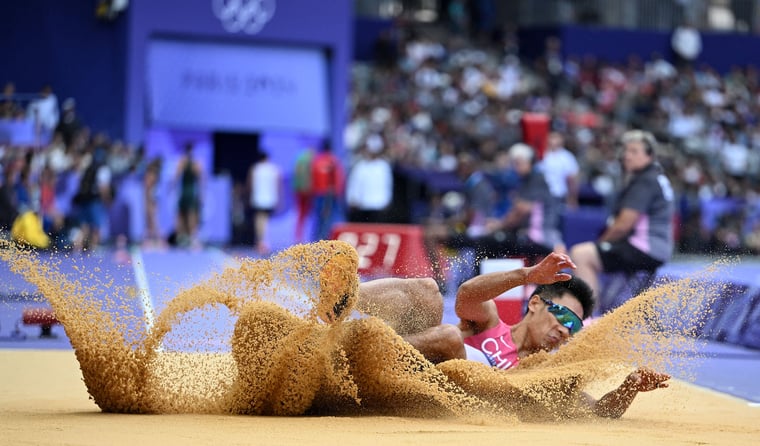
[330,223,434,278]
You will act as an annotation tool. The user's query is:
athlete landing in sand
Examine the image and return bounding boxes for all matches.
[355,250,670,418]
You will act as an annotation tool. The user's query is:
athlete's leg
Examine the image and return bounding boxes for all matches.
[357,277,465,363]
[402,323,466,363]
[357,277,443,334]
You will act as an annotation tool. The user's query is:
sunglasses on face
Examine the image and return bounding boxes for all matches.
[540,297,584,335]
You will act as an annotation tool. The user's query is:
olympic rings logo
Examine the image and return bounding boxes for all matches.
[212,0,276,35]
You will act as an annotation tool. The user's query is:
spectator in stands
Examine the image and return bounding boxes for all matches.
[542,36,566,96]
[433,143,565,286]
[43,132,71,175]
[7,22,760,256]
[27,85,60,135]
[744,220,760,254]
[719,128,750,180]
[355,251,670,418]
[71,145,112,250]
[107,139,134,182]
[248,151,282,255]
[0,158,19,236]
[489,148,520,215]
[173,142,203,249]
[38,163,69,249]
[711,211,745,254]
[424,151,497,286]
[569,130,675,309]
[55,97,82,146]
[645,52,677,81]
[479,143,564,256]
[345,134,393,223]
[142,157,163,248]
[427,143,564,283]
[539,131,580,209]
[311,139,345,241]
[38,163,56,222]
[13,152,35,213]
[372,28,400,70]
[671,20,702,69]
[667,102,705,142]
[292,146,314,243]
[0,82,22,120]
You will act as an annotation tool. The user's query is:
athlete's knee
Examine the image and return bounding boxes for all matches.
[436,324,466,361]
[416,277,443,305]
[407,278,443,330]
[403,323,465,363]
[418,324,467,363]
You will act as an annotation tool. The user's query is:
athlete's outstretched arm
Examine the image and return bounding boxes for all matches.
[584,367,671,418]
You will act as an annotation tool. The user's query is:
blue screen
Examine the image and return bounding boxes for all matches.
[146,38,331,135]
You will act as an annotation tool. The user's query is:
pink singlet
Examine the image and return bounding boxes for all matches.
[463,320,519,370]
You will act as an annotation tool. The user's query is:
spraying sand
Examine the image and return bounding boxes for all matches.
[0,239,745,426]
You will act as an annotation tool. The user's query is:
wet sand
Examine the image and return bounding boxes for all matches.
[2,349,757,446]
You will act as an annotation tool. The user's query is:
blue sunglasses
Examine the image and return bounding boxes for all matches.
[540,297,584,335]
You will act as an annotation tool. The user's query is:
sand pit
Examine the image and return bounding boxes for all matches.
[1,240,758,444]
[1,349,758,445]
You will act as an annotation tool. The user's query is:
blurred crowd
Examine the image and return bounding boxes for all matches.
[2,22,760,257]
[0,84,143,251]
[346,23,760,256]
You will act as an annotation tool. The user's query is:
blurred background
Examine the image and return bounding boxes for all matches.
[2,0,760,256]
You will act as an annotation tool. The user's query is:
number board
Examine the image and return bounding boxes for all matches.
[330,223,434,278]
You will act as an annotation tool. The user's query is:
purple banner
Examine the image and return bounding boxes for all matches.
[146,39,330,135]
[126,0,352,153]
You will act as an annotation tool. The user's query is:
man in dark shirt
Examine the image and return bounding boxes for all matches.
[478,143,564,259]
[423,151,497,285]
[569,130,675,311]
[436,143,564,280]
[0,164,19,233]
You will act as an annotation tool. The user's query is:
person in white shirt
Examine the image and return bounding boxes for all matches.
[345,134,393,223]
[539,131,580,208]
[671,22,702,68]
[720,129,749,179]
[249,151,282,255]
[26,85,59,134]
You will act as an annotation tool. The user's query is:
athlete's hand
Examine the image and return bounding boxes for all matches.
[624,367,671,393]
[525,252,576,284]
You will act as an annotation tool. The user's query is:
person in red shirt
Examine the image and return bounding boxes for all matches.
[310,140,345,240]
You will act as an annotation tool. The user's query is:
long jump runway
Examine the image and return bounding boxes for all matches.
[1,247,759,445]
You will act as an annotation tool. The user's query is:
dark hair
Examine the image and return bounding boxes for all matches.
[320,138,332,153]
[532,276,595,319]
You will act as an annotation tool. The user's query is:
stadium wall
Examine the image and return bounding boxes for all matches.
[0,0,127,139]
